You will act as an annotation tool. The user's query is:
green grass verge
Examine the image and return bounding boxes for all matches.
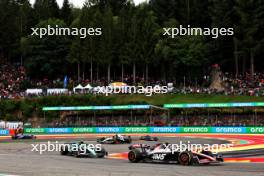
[108,94,264,105]
[1,94,263,120]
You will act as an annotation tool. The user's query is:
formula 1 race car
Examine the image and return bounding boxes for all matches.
[139,135,159,141]
[60,141,108,158]
[11,134,36,140]
[97,134,132,144]
[128,143,223,165]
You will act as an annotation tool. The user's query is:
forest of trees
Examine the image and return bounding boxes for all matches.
[0,0,263,84]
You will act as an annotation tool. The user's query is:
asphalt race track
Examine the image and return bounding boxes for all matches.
[0,136,263,176]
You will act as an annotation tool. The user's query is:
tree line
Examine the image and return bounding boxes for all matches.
[0,0,263,85]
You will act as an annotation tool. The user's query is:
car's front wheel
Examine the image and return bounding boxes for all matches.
[178,151,193,165]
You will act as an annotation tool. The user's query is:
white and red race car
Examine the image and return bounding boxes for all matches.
[128,143,224,165]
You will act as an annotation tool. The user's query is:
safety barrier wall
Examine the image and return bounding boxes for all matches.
[0,130,10,136]
[1,127,263,136]
[20,127,264,135]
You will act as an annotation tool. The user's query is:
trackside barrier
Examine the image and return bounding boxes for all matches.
[21,127,264,135]
[0,130,10,136]
[0,127,263,136]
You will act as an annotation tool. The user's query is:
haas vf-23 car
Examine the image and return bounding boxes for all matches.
[128,143,223,165]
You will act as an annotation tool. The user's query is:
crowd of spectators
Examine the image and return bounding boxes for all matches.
[165,71,264,96]
[0,63,26,99]
[168,115,263,126]
[0,62,264,99]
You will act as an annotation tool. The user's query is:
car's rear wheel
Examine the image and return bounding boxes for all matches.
[178,151,193,165]
[60,146,68,155]
[128,149,142,163]
[97,148,107,158]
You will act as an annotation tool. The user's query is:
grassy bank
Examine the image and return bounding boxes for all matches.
[109,94,264,105]
[0,94,263,121]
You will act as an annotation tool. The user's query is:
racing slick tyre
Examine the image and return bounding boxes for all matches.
[97,148,107,158]
[60,146,69,155]
[178,151,193,165]
[128,149,142,163]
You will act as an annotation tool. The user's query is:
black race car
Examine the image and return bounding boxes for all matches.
[11,134,36,140]
[97,134,132,144]
[139,135,158,141]
[60,141,108,158]
[128,143,223,165]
